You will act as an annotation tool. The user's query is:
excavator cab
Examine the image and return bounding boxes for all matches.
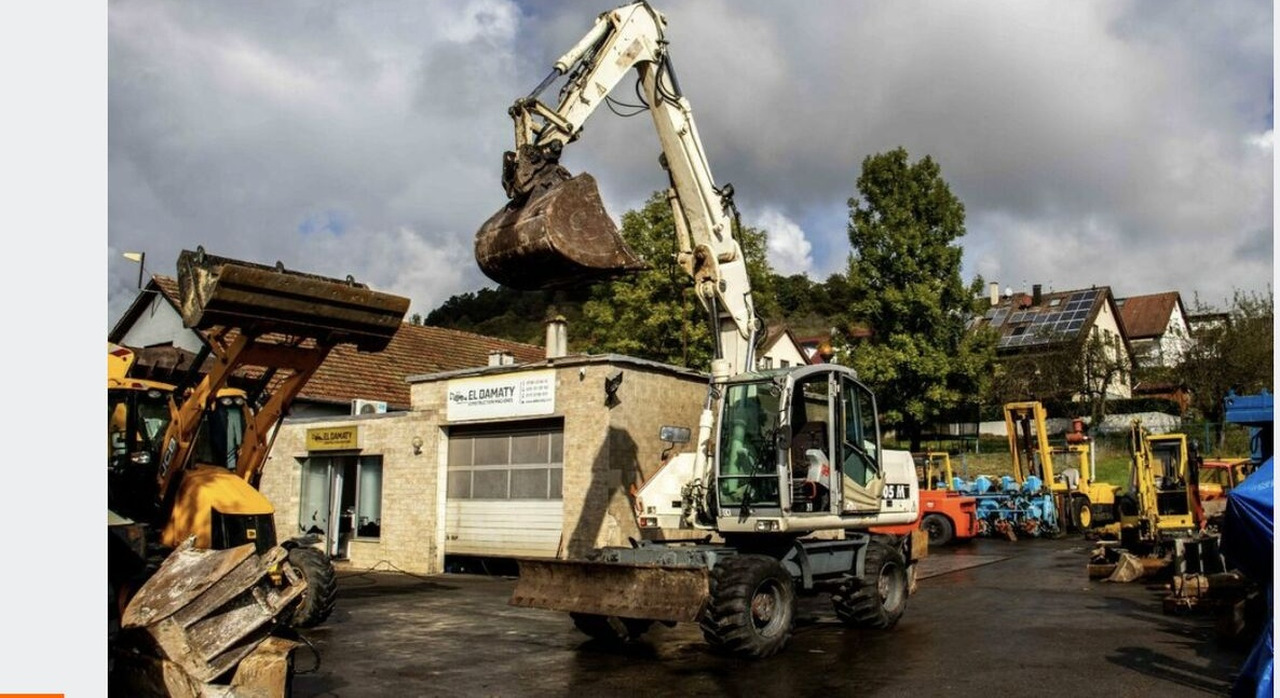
[475,151,646,290]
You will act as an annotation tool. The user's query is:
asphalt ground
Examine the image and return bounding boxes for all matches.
[289,536,1255,697]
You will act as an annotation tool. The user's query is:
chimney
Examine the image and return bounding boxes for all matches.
[1032,284,1042,306]
[989,282,1000,307]
[545,315,568,359]
[487,350,514,366]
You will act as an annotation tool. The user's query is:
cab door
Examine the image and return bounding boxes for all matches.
[838,375,884,513]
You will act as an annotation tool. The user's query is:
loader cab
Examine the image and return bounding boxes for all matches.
[193,390,251,472]
[1145,433,1194,523]
[107,380,175,521]
[714,365,883,521]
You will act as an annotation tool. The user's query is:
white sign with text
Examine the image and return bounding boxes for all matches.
[446,370,556,421]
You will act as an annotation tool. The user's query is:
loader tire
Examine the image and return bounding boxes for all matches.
[699,554,795,659]
[569,613,654,643]
[288,546,337,628]
[922,513,954,546]
[832,540,908,629]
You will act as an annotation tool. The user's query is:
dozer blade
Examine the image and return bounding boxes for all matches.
[509,558,709,623]
[475,173,647,290]
[177,247,410,352]
[121,539,306,684]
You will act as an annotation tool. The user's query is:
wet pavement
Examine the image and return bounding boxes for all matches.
[290,537,1251,697]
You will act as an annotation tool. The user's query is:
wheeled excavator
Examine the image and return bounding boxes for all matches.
[109,248,409,694]
[475,1,924,659]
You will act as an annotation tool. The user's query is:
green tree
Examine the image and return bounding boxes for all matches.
[837,147,995,450]
[1179,288,1274,441]
[582,191,775,367]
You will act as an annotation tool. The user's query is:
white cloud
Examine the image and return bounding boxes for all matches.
[107,0,1273,329]
[751,208,813,276]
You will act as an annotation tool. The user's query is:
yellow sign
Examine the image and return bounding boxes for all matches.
[307,426,359,451]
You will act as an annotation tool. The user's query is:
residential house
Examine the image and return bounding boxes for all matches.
[970,283,1134,400]
[1115,291,1191,370]
[756,325,811,369]
[1116,291,1193,412]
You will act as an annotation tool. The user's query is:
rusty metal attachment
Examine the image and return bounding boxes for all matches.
[509,558,709,623]
[475,171,647,290]
[113,538,304,696]
[177,247,410,352]
[120,539,305,686]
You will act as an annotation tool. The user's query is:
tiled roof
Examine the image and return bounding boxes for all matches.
[970,286,1111,353]
[1116,291,1181,340]
[300,323,544,408]
[146,275,544,409]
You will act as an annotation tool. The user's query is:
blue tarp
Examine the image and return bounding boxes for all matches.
[1222,457,1273,698]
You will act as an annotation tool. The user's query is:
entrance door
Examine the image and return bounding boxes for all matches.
[299,454,384,560]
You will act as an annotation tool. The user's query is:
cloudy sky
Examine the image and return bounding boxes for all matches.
[106,0,1274,329]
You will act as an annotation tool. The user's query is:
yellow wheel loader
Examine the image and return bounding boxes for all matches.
[108,248,409,694]
[476,2,925,659]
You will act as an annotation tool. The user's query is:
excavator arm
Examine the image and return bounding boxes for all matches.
[476,0,758,375]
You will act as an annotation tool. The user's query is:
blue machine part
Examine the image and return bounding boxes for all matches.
[1224,390,1274,468]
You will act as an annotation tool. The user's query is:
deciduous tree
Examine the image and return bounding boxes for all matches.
[837,148,995,450]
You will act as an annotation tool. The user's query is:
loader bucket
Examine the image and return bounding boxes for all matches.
[475,173,647,290]
[509,558,709,623]
[177,247,410,352]
[121,539,306,684]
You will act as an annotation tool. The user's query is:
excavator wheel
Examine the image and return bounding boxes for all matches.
[921,513,954,546]
[832,540,908,629]
[287,546,338,628]
[569,613,654,643]
[699,554,795,659]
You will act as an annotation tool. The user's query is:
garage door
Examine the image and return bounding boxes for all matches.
[445,422,563,558]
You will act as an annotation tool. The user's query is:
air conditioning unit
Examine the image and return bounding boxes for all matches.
[352,399,388,415]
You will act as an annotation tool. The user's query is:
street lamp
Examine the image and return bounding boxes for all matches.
[123,251,145,289]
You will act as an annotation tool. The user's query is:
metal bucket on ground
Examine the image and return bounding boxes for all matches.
[475,173,647,290]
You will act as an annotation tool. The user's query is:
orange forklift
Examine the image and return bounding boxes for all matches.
[913,452,980,546]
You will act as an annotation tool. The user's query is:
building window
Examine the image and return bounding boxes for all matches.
[447,426,564,500]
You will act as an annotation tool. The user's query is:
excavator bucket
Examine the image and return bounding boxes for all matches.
[475,173,647,290]
[177,247,410,352]
[119,539,305,686]
[509,558,710,623]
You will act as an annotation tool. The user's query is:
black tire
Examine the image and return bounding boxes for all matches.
[699,554,795,659]
[287,546,337,628]
[1071,497,1093,531]
[569,613,654,643]
[832,541,908,629]
[922,513,955,546]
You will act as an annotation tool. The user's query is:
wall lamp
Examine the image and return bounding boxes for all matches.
[411,435,424,455]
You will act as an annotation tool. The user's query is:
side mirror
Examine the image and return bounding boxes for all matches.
[658,425,691,445]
